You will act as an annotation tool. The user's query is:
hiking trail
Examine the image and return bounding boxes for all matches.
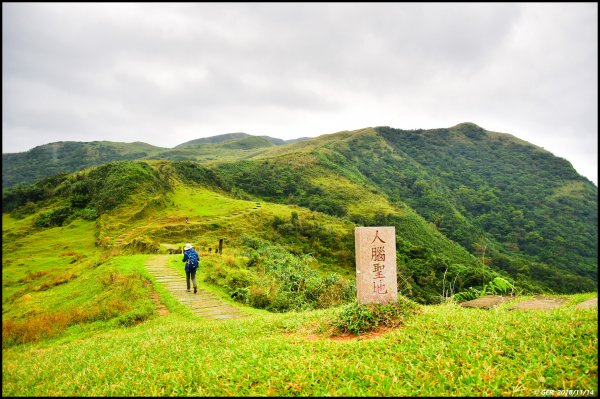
[145,255,249,321]
[459,295,598,310]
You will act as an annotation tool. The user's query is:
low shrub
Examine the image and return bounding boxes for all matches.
[452,276,515,303]
[317,275,355,309]
[2,305,112,347]
[8,201,39,219]
[332,297,421,335]
[3,265,156,348]
[35,272,78,291]
[122,235,160,254]
[3,313,70,347]
[248,285,271,309]
[78,207,99,221]
[18,271,49,283]
[452,287,480,302]
[225,268,255,296]
[114,303,155,327]
[34,206,74,227]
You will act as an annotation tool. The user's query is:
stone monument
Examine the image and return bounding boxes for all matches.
[355,226,398,305]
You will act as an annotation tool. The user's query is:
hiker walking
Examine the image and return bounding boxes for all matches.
[182,243,200,294]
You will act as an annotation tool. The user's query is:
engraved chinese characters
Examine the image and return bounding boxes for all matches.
[355,227,398,304]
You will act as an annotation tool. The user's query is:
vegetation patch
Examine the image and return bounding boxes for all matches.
[330,297,422,336]
[453,276,516,303]
[122,235,161,254]
[199,235,355,312]
[2,254,157,348]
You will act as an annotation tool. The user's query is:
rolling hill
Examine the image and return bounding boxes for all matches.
[3,123,597,303]
[2,133,307,188]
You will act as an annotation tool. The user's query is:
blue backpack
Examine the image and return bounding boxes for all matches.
[186,250,200,272]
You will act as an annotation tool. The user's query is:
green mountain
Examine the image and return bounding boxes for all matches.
[2,134,308,188]
[176,132,289,147]
[3,123,597,305]
[205,124,597,294]
[2,140,163,188]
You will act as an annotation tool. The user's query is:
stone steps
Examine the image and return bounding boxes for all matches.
[144,255,248,321]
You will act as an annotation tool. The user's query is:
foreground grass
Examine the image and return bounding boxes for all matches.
[3,294,597,396]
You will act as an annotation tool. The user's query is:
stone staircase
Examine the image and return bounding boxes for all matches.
[144,255,249,320]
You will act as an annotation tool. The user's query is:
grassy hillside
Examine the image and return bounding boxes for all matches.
[176,132,289,146]
[3,290,597,396]
[197,126,596,295]
[3,158,496,304]
[2,209,597,395]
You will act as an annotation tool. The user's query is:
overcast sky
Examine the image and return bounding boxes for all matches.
[3,3,598,184]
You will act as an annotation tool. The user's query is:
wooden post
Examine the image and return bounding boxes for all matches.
[218,238,224,254]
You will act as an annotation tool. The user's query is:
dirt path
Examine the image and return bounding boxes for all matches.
[144,255,249,321]
[459,295,514,309]
[460,295,598,310]
[576,297,598,309]
[509,296,567,310]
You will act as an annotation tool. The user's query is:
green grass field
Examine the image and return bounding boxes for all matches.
[2,287,597,396]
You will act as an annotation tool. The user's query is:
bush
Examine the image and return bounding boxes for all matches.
[122,235,160,254]
[172,161,225,188]
[225,268,255,301]
[8,201,39,219]
[334,302,377,335]
[482,276,515,295]
[34,206,74,227]
[84,161,169,213]
[452,287,481,303]
[332,297,421,335]
[230,287,250,303]
[237,236,355,312]
[78,207,99,220]
[114,303,155,327]
[452,276,515,303]
[248,285,271,309]
[318,277,355,308]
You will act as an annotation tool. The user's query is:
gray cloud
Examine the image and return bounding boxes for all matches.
[2,2,597,183]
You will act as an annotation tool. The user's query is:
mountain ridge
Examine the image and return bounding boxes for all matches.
[2,123,593,188]
[2,133,311,188]
[2,123,597,302]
